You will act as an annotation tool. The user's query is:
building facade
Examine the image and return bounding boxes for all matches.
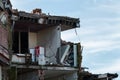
[10,8,82,80]
[0,0,12,80]
[0,0,118,80]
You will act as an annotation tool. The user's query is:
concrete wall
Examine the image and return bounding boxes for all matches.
[37,26,61,64]
[46,72,78,80]
[18,70,39,80]
[28,26,61,64]
[17,70,78,80]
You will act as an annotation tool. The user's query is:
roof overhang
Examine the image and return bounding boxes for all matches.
[12,11,80,32]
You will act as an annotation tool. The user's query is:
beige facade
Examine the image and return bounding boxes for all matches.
[29,32,37,49]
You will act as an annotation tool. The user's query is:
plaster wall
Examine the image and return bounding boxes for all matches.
[29,32,37,49]
[37,26,61,64]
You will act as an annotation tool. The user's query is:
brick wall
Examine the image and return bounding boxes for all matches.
[0,25,8,49]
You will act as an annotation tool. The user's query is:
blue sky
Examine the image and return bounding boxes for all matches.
[11,0,120,79]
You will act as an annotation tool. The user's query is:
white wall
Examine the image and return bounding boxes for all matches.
[37,26,61,64]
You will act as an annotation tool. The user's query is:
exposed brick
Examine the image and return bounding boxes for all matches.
[0,25,8,49]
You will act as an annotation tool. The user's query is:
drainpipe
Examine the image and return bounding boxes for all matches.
[9,15,18,66]
[11,15,18,31]
[11,20,15,31]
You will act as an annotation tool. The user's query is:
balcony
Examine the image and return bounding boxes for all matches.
[11,43,82,67]
[10,42,82,80]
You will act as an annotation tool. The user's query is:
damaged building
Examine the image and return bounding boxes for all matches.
[0,0,118,80]
[0,0,12,80]
[10,8,82,80]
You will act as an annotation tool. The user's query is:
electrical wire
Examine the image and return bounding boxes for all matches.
[75,28,81,42]
[75,28,84,54]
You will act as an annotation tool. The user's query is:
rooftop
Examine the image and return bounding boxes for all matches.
[12,9,80,32]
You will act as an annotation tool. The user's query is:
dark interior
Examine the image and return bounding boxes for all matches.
[12,32,28,53]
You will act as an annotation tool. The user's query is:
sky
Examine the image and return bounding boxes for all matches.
[11,0,120,79]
